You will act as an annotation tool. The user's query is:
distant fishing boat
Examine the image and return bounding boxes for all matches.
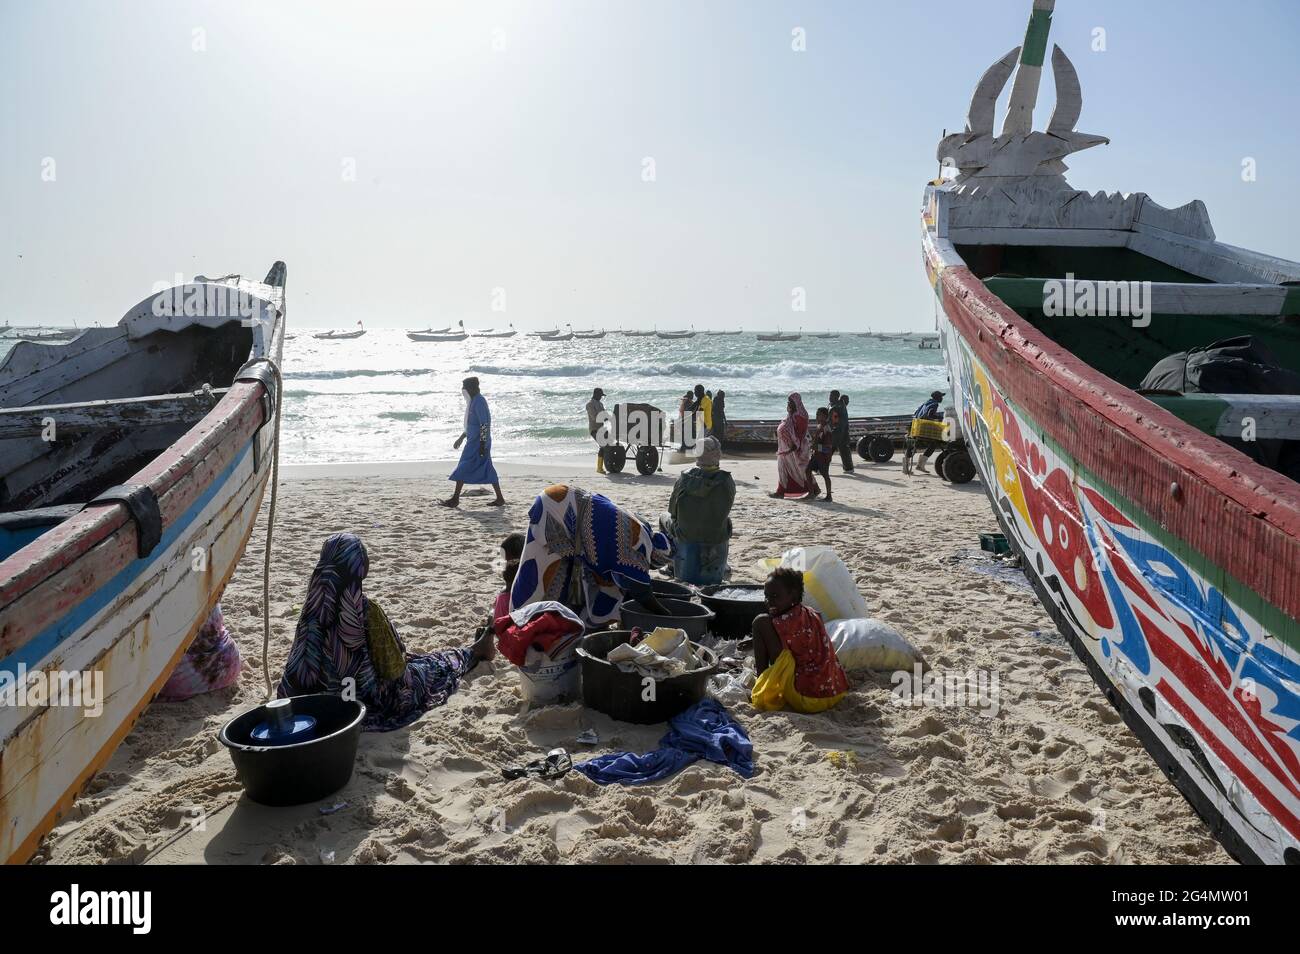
[407,331,468,342]
[704,329,743,336]
[925,0,1300,865]
[474,324,516,338]
[573,330,606,339]
[757,331,800,342]
[0,262,287,863]
[540,332,574,342]
[655,329,695,340]
[529,328,559,337]
[622,329,656,337]
[812,333,841,339]
[410,325,450,335]
[314,322,364,340]
[409,320,467,342]
[6,327,82,343]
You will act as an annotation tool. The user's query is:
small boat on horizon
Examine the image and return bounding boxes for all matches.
[314,322,365,340]
[655,329,695,339]
[573,329,606,339]
[757,330,801,342]
[474,324,516,338]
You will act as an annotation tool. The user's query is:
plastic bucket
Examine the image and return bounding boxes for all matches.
[219,693,365,806]
[618,597,715,640]
[576,630,718,724]
[517,645,581,705]
[650,578,697,600]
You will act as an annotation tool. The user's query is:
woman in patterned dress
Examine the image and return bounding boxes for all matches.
[509,484,673,627]
[279,532,494,731]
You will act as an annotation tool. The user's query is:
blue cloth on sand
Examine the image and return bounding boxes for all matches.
[450,393,499,484]
[574,700,754,785]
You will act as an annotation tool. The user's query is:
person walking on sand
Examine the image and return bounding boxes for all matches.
[441,376,506,507]
[586,387,607,474]
[771,392,811,498]
[903,389,945,475]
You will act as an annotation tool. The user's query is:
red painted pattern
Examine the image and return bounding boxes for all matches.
[939,264,1300,629]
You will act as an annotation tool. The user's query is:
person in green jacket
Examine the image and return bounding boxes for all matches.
[662,436,735,584]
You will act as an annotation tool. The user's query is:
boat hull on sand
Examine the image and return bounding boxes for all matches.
[925,2,1299,865]
[0,264,286,863]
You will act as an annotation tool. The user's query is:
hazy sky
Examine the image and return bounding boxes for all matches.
[3,0,1298,331]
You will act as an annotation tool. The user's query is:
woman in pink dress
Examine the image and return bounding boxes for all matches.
[771,392,811,497]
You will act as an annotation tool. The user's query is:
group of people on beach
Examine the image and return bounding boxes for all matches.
[773,389,855,502]
[165,375,924,728]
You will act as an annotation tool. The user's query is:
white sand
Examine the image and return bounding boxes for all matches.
[38,454,1230,864]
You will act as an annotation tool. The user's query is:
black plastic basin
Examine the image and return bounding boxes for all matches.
[697,584,767,639]
[219,693,365,806]
[619,597,715,640]
[576,630,717,724]
[650,578,697,600]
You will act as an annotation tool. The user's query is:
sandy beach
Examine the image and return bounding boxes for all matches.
[36,454,1230,865]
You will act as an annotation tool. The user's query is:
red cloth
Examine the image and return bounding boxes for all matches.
[492,590,512,637]
[497,609,584,667]
[771,603,848,698]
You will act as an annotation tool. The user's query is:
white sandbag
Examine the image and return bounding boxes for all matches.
[827,617,923,672]
[758,546,868,621]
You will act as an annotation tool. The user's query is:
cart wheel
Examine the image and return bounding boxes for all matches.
[942,449,976,484]
[934,447,951,480]
[635,445,659,475]
[603,444,627,473]
[856,436,871,461]
[867,436,895,463]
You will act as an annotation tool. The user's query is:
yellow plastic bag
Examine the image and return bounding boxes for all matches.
[756,546,868,621]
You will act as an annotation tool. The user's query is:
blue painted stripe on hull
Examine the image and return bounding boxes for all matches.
[0,442,255,681]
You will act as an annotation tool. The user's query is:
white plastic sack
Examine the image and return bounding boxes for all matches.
[758,546,868,621]
[827,617,923,672]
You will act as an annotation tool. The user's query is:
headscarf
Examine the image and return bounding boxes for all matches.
[698,435,722,470]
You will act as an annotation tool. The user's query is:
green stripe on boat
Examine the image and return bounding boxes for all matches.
[1020,8,1052,67]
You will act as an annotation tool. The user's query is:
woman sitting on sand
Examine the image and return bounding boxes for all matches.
[279,532,494,732]
[771,392,811,498]
[510,484,673,627]
[750,567,848,713]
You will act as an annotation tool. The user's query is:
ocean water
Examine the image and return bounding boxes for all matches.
[1,330,948,464]
[278,330,946,464]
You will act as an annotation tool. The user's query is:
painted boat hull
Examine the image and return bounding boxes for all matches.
[0,270,285,864]
[923,218,1300,865]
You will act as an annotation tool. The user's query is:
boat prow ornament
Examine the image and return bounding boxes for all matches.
[937,44,1108,193]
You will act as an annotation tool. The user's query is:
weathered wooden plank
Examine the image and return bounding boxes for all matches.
[0,388,227,439]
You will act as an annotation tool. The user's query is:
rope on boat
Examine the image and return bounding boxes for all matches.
[236,353,284,701]
[260,358,283,700]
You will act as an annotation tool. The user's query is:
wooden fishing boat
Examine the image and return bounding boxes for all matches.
[6,328,83,343]
[540,332,574,342]
[622,330,656,337]
[313,325,364,340]
[0,263,287,863]
[473,324,516,338]
[812,333,840,339]
[757,332,800,342]
[704,329,743,336]
[573,330,606,340]
[655,330,696,340]
[407,331,468,342]
[924,0,1299,864]
[722,415,910,455]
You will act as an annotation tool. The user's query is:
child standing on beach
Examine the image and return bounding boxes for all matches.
[750,567,848,713]
[805,407,834,502]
